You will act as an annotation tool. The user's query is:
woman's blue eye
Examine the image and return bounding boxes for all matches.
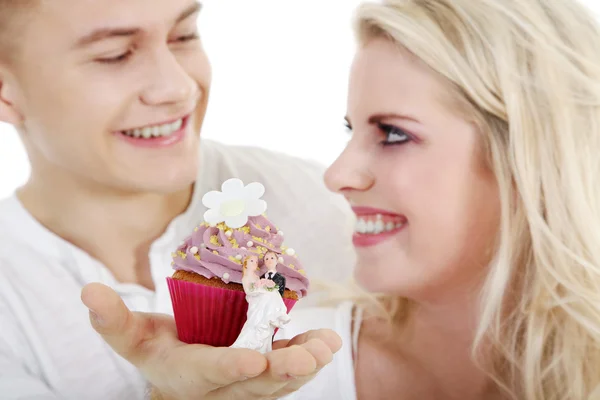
[380,123,411,146]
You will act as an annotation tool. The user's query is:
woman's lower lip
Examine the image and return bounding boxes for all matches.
[115,117,189,148]
[352,226,406,247]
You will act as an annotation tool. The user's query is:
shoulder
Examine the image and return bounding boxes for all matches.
[198,139,332,197]
[200,139,325,173]
[0,196,60,276]
[197,139,353,228]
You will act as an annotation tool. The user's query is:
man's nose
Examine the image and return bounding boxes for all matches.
[139,50,198,107]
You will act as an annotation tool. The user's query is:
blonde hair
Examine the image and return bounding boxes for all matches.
[352,0,600,398]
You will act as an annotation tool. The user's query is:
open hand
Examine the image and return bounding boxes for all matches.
[81,283,341,400]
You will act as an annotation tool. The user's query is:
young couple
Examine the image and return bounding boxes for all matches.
[1,0,600,399]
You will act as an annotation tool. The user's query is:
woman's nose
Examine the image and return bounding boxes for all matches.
[324,140,375,196]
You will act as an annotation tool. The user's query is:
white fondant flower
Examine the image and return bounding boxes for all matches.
[202,178,267,228]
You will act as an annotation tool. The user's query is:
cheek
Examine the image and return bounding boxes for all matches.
[180,49,211,90]
[380,147,500,267]
[24,66,122,136]
[415,168,500,275]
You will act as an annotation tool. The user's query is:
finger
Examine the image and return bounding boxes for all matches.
[81,283,169,366]
[278,329,342,354]
[272,338,336,397]
[159,346,267,395]
[207,344,319,399]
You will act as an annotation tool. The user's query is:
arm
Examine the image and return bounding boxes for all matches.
[279,274,287,290]
[243,277,265,296]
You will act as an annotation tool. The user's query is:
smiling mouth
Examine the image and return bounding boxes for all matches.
[354,214,407,235]
[120,117,185,139]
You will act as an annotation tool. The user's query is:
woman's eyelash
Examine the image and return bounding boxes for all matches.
[342,121,413,146]
[379,123,411,146]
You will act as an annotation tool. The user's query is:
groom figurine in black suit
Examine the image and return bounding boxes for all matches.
[261,251,286,297]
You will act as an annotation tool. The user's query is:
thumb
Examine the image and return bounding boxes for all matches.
[81,282,170,366]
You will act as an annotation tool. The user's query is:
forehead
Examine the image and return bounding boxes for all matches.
[32,0,196,40]
[348,38,452,117]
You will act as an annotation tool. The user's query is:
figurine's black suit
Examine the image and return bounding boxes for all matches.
[261,270,286,297]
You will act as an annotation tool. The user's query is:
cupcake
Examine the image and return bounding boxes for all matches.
[166,178,310,346]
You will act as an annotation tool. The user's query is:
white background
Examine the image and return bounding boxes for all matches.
[1,0,599,199]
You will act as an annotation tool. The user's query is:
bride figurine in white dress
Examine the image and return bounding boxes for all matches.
[230,254,291,353]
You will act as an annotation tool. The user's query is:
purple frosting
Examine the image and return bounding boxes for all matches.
[172,215,309,297]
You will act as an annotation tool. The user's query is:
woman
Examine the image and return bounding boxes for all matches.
[316,0,600,398]
[231,255,291,353]
[87,0,600,399]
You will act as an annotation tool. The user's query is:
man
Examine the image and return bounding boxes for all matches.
[0,1,354,399]
[262,251,286,297]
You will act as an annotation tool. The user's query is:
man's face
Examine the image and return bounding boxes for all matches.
[2,0,211,194]
[264,252,277,271]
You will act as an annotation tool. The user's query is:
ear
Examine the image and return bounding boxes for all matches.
[0,69,24,125]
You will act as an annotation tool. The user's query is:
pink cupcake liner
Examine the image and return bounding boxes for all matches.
[167,277,297,347]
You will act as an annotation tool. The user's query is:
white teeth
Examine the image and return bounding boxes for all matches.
[366,220,374,233]
[354,217,405,235]
[122,118,184,139]
[357,219,366,234]
[374,220,384,234]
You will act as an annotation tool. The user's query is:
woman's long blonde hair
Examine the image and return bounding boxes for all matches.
[351,0,600,398]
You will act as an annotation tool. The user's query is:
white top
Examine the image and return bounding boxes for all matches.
[0,139,356,400]
[275,301,358,400]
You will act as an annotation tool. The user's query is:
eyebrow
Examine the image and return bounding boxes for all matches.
[73,1,202,48]
[344,113,421,126]
[368,113,421,124]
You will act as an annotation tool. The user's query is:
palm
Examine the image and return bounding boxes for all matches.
[81,283,341,400]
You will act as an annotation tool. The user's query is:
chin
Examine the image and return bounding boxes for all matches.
[117,159,198,194]
[353,260,427,298]
[354,265,388,293]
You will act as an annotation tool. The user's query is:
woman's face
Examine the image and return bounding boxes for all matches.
[325,38,500,303]
[0,0,210,194]
[246,256,259,274]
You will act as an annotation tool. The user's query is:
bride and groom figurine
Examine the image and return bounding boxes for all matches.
[230,252,291,353]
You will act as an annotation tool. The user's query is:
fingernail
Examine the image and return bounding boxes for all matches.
[89,310,105,327]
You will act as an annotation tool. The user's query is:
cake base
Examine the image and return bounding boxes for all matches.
[172,270,299,300]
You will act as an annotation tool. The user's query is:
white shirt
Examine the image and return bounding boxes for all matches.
[0,139,356,400]
[275,302,358,400]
